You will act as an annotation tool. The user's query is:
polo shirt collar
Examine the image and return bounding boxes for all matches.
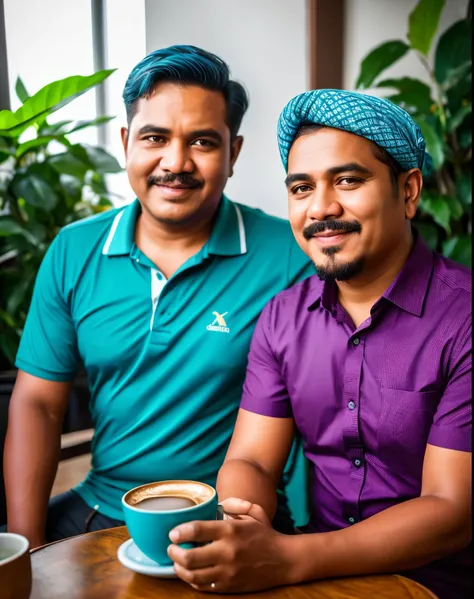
[102,199,140,256]
[307,232,434,317]
[101,195,247,258]
[206,195,247,256]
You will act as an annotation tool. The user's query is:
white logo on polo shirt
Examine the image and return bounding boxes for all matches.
[206,311,230,333]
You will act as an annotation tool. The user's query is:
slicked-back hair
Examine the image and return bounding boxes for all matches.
[123,45,249,140]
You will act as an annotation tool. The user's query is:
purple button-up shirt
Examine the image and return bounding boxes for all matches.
[241,235,472,599]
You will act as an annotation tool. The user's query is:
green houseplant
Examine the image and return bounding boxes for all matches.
[355,0,472,268]
[0,69,122,369]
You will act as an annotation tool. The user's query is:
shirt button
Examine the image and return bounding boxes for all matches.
[353,458,363,468]
[348,401,356,410]
[352,337,360,346]
[156,272,163,280]
[135,258,140,263]
[348,517,356,524]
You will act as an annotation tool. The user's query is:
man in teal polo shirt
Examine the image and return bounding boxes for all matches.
[4,45,313,547]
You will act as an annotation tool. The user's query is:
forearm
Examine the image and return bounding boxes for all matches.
[4,400,63,547]
[216,458,278,519]
[287,495,471,583]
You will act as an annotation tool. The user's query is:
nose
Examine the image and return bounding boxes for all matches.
[306,184,343,221]
[159,141,194,173]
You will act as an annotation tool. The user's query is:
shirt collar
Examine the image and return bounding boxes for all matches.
[102,199,140,256]
[205,195,247,256]
[307,233,434,317]
[101,195,247,258]
[382,233,433,316]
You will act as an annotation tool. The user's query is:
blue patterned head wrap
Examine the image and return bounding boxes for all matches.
[277,89,431,174]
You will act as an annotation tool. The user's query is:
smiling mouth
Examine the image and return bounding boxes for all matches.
[152,184,200,199]
[311,231,355,245]
[155,183,198,189]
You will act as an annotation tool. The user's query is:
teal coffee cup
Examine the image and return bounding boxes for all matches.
[122,480,217,565]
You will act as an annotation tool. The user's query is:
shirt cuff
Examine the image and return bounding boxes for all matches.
[240,394,293,418]
[428,425,472,452]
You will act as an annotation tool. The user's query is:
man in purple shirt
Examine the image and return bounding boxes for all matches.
[167,90,472,599]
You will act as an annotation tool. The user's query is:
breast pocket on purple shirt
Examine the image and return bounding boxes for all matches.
[377,388,439,471]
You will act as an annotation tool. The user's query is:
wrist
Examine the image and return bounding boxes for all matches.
[276,533,307,585]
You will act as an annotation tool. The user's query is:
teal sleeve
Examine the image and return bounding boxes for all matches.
[286,238,315,287]
[15,233,80,381]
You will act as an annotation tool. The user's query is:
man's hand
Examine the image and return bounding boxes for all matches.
[218,497,272,524]
[167,499,296,593]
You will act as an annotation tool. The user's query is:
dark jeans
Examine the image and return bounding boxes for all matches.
[44,490,124,543]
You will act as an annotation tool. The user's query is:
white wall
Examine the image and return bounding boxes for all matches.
[3,0,97,146]
[344,0,469,91]
[102,0,147,203]
[144,0,308,219]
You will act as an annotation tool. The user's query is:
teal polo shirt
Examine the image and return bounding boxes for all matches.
[16,196,314,520]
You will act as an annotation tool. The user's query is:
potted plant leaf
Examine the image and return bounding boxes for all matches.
[0,68,122,522]
[0,68,122,369]
[355,0,472,268]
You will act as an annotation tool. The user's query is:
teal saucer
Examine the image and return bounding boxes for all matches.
[117,538,177,578]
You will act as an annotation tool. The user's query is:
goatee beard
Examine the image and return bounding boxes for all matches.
[316,256,365,282]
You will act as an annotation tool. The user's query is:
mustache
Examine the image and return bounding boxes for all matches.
[303,220,362,240]
[147,173,203,189]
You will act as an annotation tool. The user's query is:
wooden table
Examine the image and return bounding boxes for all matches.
[30,526,438,599]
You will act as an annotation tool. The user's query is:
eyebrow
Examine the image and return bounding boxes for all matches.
[284,163,373,187]
[137,125,223,144]
[284,173,312,188]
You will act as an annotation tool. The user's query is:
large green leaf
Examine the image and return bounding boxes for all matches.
[434,20,472,86]
[442,235,472,268]
[441,61,472,93]
[408,0,445,56]
[419,193,452,233]
[82,145,122,173]
[447,102,471,132]
[49,151,90,179]
[15,76,30,104]
[0,69,116,136]
[11,173,58,210]
[15,135,70,159]
[0,218,39,245]
[445,195,464,221]
[39,120,73,135]
[27,161,60,187]
[0,218,26,236]
[355,41,410,89]
[456,172,472,206]
[415,220,439,251]
[65,116,115,135]
[377,77,434,114]
[413,117,445,169]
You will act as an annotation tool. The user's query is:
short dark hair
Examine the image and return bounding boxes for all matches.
[122,45,249,140]
[294,123,406,190]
